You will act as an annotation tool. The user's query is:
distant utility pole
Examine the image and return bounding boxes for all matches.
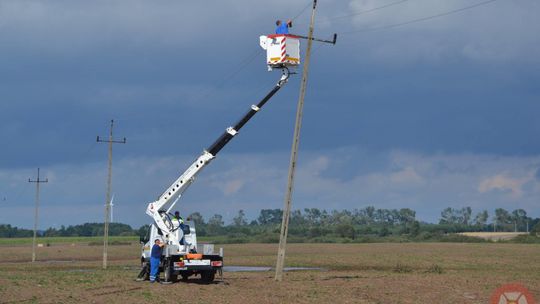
[97,120,126,269]
[29,168,48,263]
[275,0,318,282]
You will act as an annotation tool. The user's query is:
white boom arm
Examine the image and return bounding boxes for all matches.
[145,151,215,247]
[145,69,290,248]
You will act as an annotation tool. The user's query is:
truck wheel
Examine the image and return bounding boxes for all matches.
[137,261,149,281]
[163,260,177,282]
[200,270,215,283]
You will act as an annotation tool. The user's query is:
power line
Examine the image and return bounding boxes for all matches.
[295,0,409,28]
[341,0,498,35]
[311,40,330,57]
[193,49,261,104]
[7,181,30,204]
[78,141,98,161]
[292,1,313,21]
[328,0,409,22]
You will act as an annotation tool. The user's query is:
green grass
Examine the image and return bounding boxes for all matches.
[506,234,540,243]
[198,233,491,244]
[3,233,536,246]
[0,236,138,245]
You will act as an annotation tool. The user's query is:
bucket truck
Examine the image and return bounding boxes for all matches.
[137,68,292,283]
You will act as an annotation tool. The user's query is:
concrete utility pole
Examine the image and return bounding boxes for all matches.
[97,120,126,269]
[29,168,48,263]
[275,0,318,282]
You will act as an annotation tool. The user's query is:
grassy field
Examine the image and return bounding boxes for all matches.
[0,236,247,246]
[0,236,139,246]
[0,238,538,303]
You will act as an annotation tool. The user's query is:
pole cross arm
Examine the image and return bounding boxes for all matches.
[97,136,127,144]
[291,33,337,45]
[28,178,48,183]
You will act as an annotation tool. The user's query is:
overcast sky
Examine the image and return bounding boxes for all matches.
[1,0,539,229]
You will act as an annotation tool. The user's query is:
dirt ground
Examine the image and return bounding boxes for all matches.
[0,242,539,303]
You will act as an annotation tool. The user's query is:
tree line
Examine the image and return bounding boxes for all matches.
[439,207,532,232]
[1,206,539,240]
[188,206,539,241]
[0,223,137,238]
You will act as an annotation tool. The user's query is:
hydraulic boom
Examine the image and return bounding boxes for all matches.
[146,68,291,248]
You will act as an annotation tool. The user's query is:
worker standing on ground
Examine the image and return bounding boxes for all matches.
[275,19,292,34]
[149,239,164,283]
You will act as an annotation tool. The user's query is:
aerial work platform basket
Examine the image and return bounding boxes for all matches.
[259,34,300,70]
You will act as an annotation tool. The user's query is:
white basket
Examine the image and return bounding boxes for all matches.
[260,34,300,68]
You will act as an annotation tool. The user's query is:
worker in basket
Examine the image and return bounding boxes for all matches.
[173,211,184,223]
[275,19,292,34]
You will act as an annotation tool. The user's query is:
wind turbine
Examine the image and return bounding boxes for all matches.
[110,194,115,223]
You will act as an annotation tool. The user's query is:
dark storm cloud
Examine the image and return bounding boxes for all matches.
[1,0,539,227]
